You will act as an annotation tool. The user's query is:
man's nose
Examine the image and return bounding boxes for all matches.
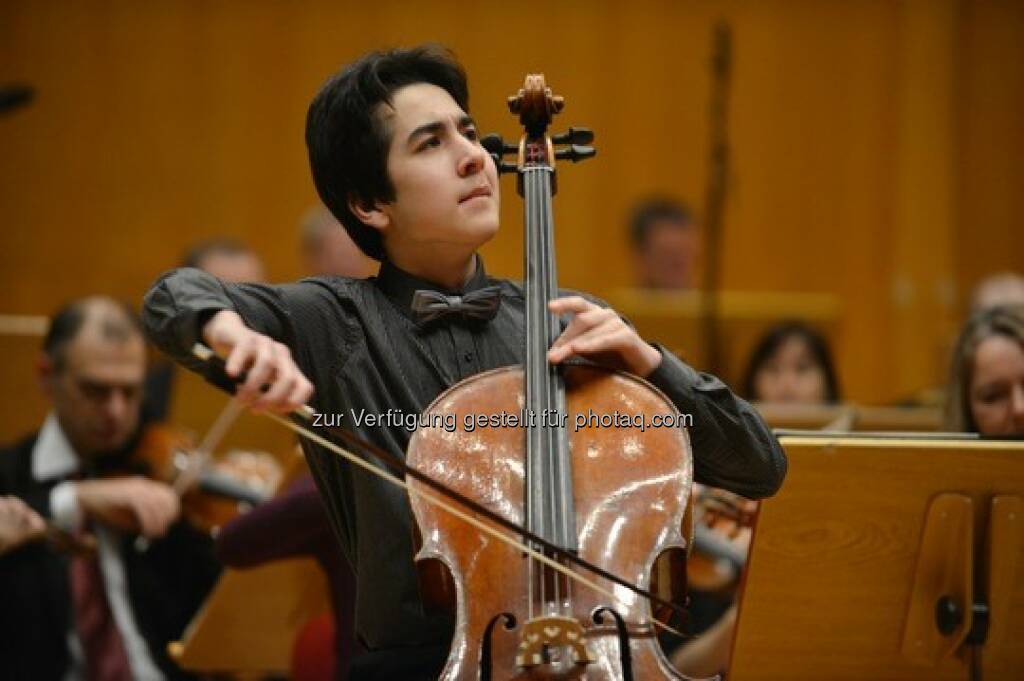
[105,389,130,421]
[457,138,487,177]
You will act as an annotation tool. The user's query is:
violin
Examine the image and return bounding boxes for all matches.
[129,422,281,536]
[685,486,756,593]
[29,419,280,556]
[405,75,695,680]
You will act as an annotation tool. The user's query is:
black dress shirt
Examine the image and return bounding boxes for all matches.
[141,257,786,652]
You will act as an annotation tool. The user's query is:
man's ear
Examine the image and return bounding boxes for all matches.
[348,195,391,233]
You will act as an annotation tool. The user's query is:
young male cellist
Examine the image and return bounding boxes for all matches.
[142,45,786,680]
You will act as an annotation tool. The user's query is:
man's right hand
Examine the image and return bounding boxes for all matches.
[74,477,181,538]
[203,310,314,413]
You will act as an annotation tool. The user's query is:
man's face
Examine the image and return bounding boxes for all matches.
[635,219,699,290]
[45,328,146,458]
[372,83,500,261]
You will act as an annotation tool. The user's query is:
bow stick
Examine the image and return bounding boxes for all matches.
[191,343,690,638]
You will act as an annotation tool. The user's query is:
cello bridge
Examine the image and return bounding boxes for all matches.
[515,615,594,668]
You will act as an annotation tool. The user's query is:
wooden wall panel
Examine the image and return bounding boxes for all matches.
[956,0,1024,312]
[1,1,1022,441]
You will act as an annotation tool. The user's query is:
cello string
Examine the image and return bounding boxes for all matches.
[532,166,558,614]
[262,409,687,640]
[532,167,550,613]
[528,164,544,614]
[540,164,573,617]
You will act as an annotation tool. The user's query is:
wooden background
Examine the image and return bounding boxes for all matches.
[1,0,1022,446]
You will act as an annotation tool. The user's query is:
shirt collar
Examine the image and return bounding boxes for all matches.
[31,413,80,482]
[375,255,491,321]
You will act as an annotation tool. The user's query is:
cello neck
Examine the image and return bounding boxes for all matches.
[522,145,576,551]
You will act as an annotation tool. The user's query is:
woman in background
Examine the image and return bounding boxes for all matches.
[946,305,1024,437]
[741,321,840,405]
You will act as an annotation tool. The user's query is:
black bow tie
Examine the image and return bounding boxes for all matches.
[410,286,502,324]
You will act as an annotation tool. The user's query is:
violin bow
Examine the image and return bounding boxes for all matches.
[190,343,690,639]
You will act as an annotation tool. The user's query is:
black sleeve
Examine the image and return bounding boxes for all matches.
[141,267,359,385]
[554,289,787,499]
[142,267,293,371]
[645,344,787,499]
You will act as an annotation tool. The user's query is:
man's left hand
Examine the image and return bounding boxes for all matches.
[547,297,662,377]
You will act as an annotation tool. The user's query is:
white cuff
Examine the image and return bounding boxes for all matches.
[49,481,83,531]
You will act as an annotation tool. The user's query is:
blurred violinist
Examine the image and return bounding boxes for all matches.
[0,296,220,681]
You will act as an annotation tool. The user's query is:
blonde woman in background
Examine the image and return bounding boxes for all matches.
[946,305,1024,437]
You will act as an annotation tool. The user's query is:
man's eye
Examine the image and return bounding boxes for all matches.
[464,128,479,141]
[977,387,1007,404]
[81,384,107,400]
[419,136,441,151]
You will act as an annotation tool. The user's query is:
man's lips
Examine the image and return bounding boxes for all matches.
[459,186,492,203]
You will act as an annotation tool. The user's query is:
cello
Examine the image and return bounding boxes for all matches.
[186,73,702,679]
[405,75,697,680]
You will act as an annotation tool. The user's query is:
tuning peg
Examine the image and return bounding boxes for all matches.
[488,154,518,174]
[481,133,517,158]
[552,127,594,146]
[555,145,596,163]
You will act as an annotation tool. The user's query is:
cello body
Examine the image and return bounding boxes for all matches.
[407,364,693,679]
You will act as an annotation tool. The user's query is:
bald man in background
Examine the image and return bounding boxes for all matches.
[183,238,267,283]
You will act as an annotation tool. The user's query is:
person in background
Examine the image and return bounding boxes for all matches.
[300,205,378,278]
[945,305,1024,437]
[182,237,267,284]
[628,197,700,290]
[971,272,1024,313]
[0,296,220,680]
[741,321,841,405]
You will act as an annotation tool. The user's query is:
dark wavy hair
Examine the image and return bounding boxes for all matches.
[305,45,469,261]
[741,320,841,403]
